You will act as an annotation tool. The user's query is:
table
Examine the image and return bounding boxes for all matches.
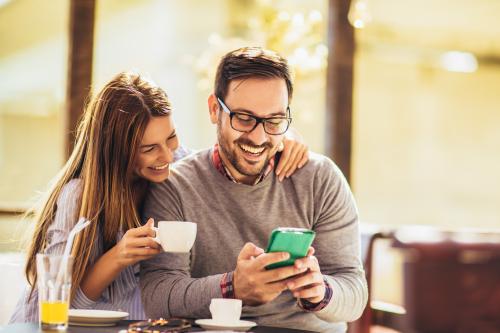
[1,321,317,333]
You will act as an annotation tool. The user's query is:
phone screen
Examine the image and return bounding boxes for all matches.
[265,227,315,269]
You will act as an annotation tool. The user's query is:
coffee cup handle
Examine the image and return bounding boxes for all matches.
[209,303,215,318]
[151,226,161,245]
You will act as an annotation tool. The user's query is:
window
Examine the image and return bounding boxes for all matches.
[352,0,500,229]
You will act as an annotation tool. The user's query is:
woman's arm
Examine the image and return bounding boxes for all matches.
[79,219,160,301]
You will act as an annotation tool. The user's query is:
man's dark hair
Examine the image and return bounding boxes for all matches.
[214,47,293,102]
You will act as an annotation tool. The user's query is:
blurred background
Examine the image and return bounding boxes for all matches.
[1,0,499,331]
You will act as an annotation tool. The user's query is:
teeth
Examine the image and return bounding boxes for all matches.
[239,144,265,154]
[151,163,169,170]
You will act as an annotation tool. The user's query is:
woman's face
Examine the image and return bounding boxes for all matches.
[134,116,179,183]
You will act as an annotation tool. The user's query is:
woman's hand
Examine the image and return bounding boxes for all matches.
[276,128,309,181]
[113,218,161,268]
[80,218,161,301]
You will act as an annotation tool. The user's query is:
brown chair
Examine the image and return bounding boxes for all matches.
[391,227,500,333]
[350,226,500,333]
[348,227,406,333]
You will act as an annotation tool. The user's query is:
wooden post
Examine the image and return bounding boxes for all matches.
[65,0,96,157]
[327,4,361,331]
[325,0,355,183]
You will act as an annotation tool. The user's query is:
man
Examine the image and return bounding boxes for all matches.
[141,47,367,333]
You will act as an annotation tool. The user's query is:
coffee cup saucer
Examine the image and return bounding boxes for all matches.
[195,318,257,331]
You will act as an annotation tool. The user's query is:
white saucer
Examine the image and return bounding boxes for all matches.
[69,309,129,326]
[195,319,257,331]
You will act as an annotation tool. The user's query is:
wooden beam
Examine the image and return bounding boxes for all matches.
[0,207,26,215]
[65,0,96,157]
[325,0,355,182]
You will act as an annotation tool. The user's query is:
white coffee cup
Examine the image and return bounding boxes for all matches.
[209,298,242,325]
[152,221,197,253]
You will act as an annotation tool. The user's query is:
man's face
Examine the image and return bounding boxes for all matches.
[212,77,289,183]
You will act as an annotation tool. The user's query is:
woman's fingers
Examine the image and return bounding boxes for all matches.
[282,149,304,179]
[277,144,299,181]
[125,246,161,257]
[140,219,156,237]
[289,145,308,172]
[126,225,155,238]
[297,146,309,169]
[276,141,293,177]
[126,236,160,249]
[276,142,310,181]
[125,220,156,238]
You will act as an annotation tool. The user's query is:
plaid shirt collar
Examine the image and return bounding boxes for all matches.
[212,144,275,185]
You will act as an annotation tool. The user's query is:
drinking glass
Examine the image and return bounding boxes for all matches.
[37,254,73,330]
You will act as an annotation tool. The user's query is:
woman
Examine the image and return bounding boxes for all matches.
[10,72,308,321]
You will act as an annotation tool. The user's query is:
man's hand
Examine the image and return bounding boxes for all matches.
[286,247,326,304]
[233,243,309,306]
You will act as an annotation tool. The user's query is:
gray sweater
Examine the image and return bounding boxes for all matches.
[140,148,367,333]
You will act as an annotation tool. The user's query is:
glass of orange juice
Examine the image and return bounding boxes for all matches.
[36,254,73,330]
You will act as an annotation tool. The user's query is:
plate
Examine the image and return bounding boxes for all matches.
[195,319,257,331]
[69,309,129,326]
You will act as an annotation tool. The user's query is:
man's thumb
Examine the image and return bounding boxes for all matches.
[238,242,264,261]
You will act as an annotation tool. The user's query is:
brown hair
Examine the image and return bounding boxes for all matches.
[25,72,171,300]
[214,47,293,102]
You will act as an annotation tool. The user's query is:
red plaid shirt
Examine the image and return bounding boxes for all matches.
[213,144,332,311]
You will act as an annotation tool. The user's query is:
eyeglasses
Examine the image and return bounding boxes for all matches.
[125,318,191,333]
[217,97,292,135]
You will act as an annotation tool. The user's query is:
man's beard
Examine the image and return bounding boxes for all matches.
[217,127,274,177]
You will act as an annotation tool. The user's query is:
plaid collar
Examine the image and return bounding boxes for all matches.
[212,144,275,185]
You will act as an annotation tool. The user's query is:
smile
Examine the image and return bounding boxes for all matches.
[150,162,169,170]
[238,143,265,155]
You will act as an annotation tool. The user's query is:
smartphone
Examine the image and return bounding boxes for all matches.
[265,227,316,269]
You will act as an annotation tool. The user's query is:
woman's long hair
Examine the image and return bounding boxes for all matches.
[25,72,171,300]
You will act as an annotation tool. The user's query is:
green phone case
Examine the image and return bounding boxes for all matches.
[265,227,316,269]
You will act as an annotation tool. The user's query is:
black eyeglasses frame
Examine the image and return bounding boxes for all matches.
[217,97,292,135]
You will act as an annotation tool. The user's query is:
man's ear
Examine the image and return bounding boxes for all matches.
[208,94,219,124]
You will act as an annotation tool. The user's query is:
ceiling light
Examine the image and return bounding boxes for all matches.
[440,51,478,73]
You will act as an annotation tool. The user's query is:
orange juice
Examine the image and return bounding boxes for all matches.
[40,301,68,324]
